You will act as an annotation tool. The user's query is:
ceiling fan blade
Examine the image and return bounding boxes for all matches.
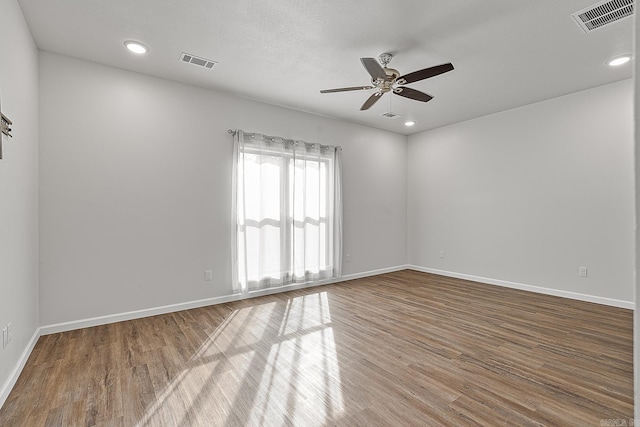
[360,58,387,81]
[393,87,433,103]
[360,92,384,110]
[320,85,374,94]
[396,63,454,85]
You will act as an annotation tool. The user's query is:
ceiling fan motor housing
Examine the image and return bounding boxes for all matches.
[372,67,399,92]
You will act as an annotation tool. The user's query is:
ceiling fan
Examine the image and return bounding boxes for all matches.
[320,53,454,111]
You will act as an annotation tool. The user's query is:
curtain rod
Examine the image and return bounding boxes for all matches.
[227,129,342,151]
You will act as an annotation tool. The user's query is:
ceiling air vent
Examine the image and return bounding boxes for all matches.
[179,52,217,69]
[381,112,401,119]
[571,0,634,33]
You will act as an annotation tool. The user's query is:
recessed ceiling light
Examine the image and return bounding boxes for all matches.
[607,55,631,67]
[124,41,148,55]
[405,121,415,127]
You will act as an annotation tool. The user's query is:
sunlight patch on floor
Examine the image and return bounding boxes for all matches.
[136,291,344,426]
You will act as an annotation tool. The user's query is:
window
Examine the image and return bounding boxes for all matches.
[232,131,342,293]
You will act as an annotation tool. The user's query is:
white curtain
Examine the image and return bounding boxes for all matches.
[232,130,342,293]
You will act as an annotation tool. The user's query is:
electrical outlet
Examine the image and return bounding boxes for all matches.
[204,270,213,281]
[440,250,445,259]
[345,254,351,263]
[578,267,588,277]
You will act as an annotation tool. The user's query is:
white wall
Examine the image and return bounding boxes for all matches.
[39,51,634,328]
[408,79,634,305]
[38,52,407,326]
[0,0,39,404]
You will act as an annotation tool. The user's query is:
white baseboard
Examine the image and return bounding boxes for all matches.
[41,263,631,336]
[339,265,408,282]
[40,264,408,336]
[40,294,246,335]
[0,327,41,409]
[407,265,634,309]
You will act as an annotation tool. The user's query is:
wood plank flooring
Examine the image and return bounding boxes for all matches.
[0,270,633,426]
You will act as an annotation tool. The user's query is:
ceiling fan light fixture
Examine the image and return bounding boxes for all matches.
[405,121,415,127]
[124,41,148,55]
[607,55,631,66]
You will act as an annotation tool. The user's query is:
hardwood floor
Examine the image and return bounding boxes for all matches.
[0,270,633,426]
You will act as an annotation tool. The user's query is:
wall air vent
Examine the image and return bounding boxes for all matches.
[179,52,217,69]
[381,112,401,119]
[571,0,633,33]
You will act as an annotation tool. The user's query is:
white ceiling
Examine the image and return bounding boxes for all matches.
[18,0,633,135]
